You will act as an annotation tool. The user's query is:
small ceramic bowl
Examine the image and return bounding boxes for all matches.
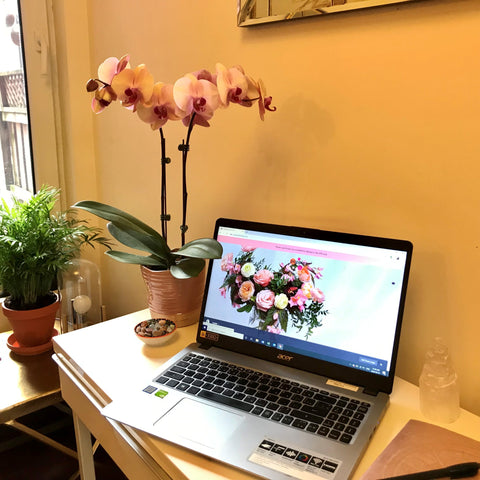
[134,318,177,346]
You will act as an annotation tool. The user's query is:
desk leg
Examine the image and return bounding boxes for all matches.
[73,413,96,480]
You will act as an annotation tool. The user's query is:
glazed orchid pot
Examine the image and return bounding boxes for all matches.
[140,266,206,327]
[2,292,60,349]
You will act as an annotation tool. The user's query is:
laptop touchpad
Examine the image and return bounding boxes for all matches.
[154,397,245,450]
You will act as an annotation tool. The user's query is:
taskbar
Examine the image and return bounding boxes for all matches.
[201,317,390,377]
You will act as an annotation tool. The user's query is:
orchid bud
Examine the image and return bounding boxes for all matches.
[86,79,99,92]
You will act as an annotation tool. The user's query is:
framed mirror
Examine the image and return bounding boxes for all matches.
[237,0,416,26]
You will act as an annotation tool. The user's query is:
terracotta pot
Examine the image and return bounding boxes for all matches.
[140,266,206,327]
[2,292,60,347]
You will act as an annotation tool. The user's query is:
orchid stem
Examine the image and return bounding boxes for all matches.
[159,128,169,242]
[179,113,196,246]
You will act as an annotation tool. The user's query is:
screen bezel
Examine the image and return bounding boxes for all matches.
[196,218,413,395]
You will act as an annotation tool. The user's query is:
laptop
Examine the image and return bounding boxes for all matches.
[102,218,413,480]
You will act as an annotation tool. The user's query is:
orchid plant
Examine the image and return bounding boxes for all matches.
[76,55,276,279]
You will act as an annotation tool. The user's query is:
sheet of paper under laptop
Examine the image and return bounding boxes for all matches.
[103,218,413,480]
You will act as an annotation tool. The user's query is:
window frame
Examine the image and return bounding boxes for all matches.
[18,0,63,198]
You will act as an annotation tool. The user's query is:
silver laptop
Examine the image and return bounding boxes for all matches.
[103,218,413,480]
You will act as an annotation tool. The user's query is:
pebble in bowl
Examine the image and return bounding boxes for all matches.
[134,318,177,346]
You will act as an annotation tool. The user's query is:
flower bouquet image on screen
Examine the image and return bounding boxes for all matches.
[219,246,328,339]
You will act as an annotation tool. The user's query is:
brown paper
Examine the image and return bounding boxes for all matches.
[360,420,480,480]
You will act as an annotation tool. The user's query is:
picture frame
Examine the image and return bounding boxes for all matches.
[238,0,418,26]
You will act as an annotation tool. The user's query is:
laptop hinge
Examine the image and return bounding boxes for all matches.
[199,342,214,350]
[362,388,379,397]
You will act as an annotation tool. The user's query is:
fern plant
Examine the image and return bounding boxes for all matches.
[0,186,111,310]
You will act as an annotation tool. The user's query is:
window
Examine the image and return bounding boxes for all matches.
[0,0,62,205]
[0,0,34,201]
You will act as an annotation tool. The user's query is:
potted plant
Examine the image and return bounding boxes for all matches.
[76,55,276,326]
[73,200,222,326]
[0,186,111,354]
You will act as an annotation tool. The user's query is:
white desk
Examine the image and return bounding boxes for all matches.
[53,310,480,480]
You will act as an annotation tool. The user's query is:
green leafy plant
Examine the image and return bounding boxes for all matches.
[73,201,222,279]
[0,186,111,310]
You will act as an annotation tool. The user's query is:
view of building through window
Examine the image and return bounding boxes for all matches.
[0,0,35,201]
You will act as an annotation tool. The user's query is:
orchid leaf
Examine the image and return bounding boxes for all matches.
[170,257,205,279]
[74,201,220,276]
[105,250,167,267]
[107,222,171,261]
[172,238,222,259]
[74,201,168,248]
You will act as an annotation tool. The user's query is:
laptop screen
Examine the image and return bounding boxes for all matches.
[199,219,412,393]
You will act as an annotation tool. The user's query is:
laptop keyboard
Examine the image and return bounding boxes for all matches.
[150,352,371,445]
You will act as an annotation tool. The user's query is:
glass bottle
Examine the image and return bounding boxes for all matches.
[419,337,460,423]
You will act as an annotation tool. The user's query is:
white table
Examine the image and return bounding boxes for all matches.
[53,310,480,479]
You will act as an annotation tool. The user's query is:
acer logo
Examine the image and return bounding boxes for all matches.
[277,353,294,362]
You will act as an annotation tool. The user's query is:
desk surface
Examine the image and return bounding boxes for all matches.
[0,329,61,423]
[53,310,480,480]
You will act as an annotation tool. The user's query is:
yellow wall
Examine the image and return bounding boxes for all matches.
[54,0,480,415]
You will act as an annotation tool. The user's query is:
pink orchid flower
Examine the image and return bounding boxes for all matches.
[91,86,117,114]
[90,55,130,114]
[111,64,154,112]
[243,76,276,120]
[98,54,130,84]
[137,83,185,130]
[191,69,216,83]
[215,63,249,107]
[173,73,220,127]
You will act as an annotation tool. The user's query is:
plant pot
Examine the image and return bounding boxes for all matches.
[2,292,60,350]
[140,266,205,328]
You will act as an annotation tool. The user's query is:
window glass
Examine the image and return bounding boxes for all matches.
[0,0,35,202]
